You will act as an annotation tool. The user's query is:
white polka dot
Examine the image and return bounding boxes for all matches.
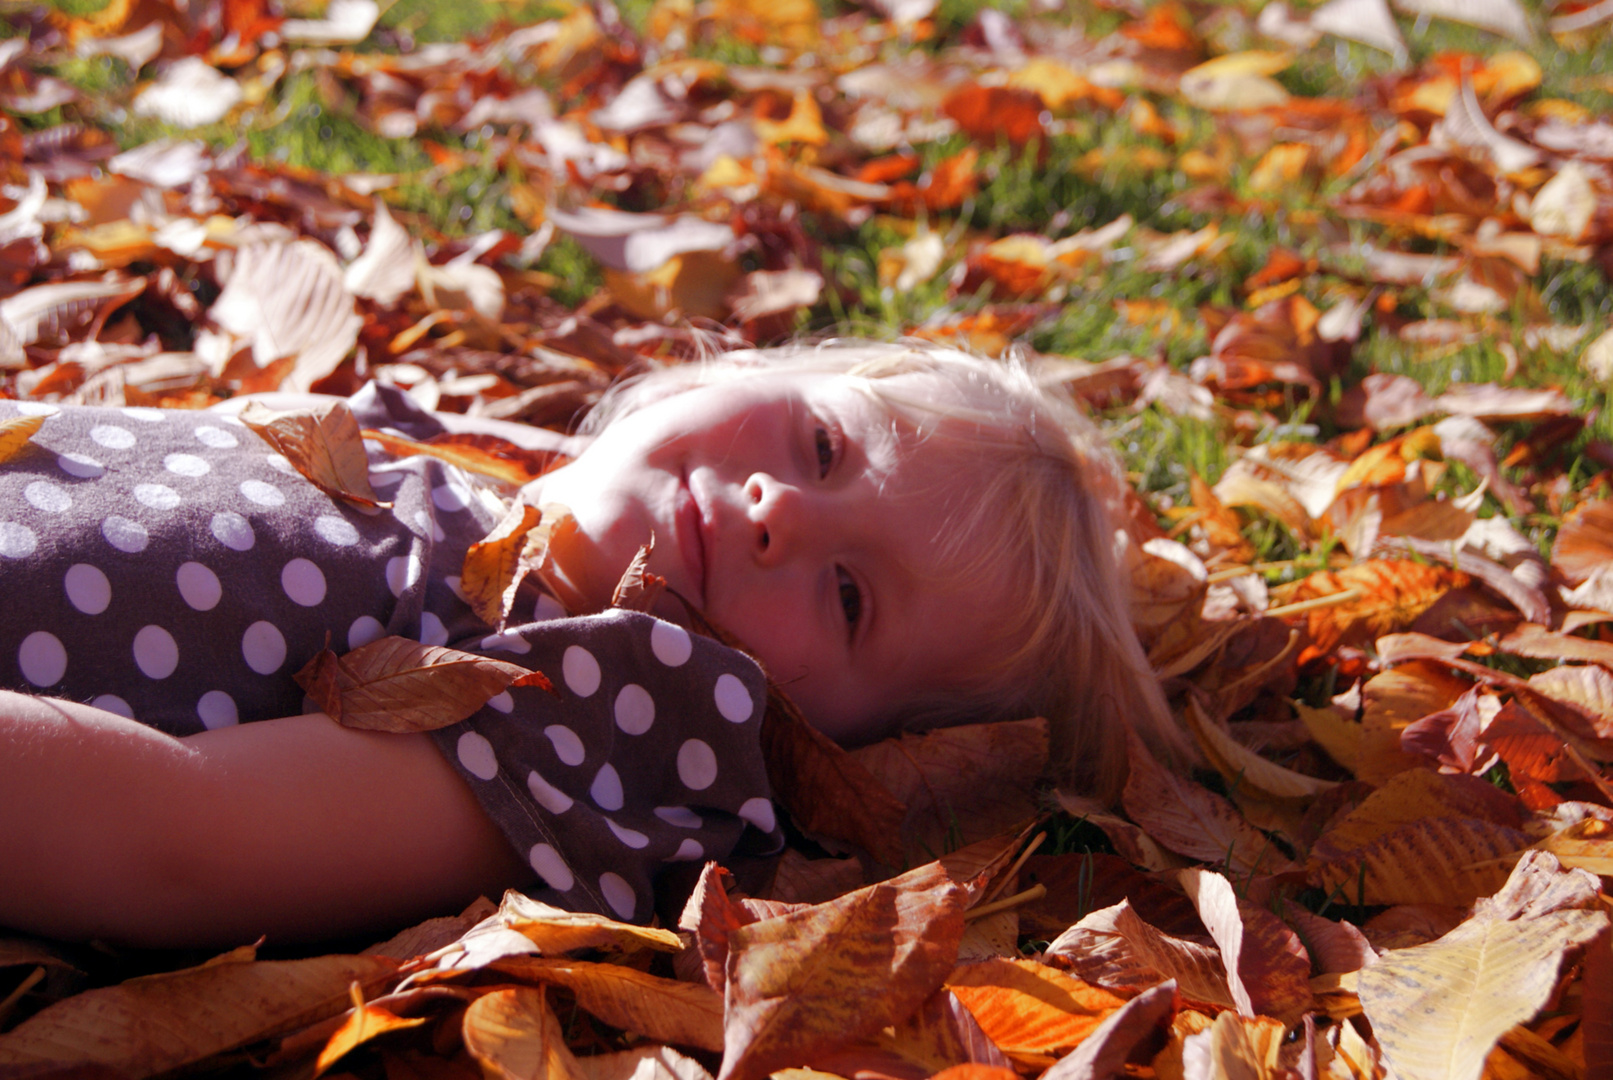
[18,631,66,686]
[562,646,601,697]
[480,631,532,654]
[443,575,468,601]
[197,690,239,729]
[91,694,132,718]
[64,563,111,614]
[613,683,655,734]
[607,819,649,848]
[176,562,221,611]
[132,625,178,679]
[16,402,58,416]
[677,739,717,790]
[348,615,385,649]
[386,554,420,597]
[526,768,574,814]
[24,480,70,513]
[370,468,405,488]
[432,478,470,512]
[194,425,238,449]
[240,479,284,506]
[599,873,636,919]
[57,452,104,478]
[265,453,297,475]
[530,844,574,891]
[590,764,624,810]
[210,511,254,551]
[121,407,164,423]
[671,838,705,861]
[544,724,585,766]
[457,731,498,780]
[90,425,135,450]
[281,558,327,606]
[419,611,448,646]
[0,522,36,558]
[534,593,566,622]
[739,797,777,833]
[101,516,148,553]
[163,453,210,478]
[314,515,359,546]
[714,673,755,723]
[242,621,287,674]
[134,483,180,510]
[487,691,515,713]
[655,805,703,829]
[650,620,692,666]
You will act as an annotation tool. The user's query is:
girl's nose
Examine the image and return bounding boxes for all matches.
[744,472,806,564]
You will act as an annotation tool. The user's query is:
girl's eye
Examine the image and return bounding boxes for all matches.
[837,570,862,629]
[813,423,840,479]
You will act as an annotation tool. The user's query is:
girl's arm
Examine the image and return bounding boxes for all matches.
[0,692,528,948]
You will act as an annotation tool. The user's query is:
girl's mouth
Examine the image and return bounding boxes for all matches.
[674,473,707,607]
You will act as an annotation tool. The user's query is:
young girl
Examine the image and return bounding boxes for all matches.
[0,342,1180,948]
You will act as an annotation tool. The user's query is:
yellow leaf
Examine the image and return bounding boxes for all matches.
[495,892,684,956]
[314,1000,428,1076]
[0,414,44,465]
[754,91,828,146]
[462,986,587,1080]
[1183,50,1293,79]
[238,400,389,509]
[461,502,579,629]
[1247,144,1310,193]
[1293,700,1361,773]
[1183,698,1337,800]
[1309,816,1527,907]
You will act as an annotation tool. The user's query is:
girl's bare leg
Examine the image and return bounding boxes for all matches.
[0,692,527,948]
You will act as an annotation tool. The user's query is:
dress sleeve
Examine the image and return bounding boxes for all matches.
[428,608,784,923]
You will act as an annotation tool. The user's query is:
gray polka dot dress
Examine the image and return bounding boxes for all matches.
[0,385,783,923]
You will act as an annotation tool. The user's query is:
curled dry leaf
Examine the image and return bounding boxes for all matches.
[576,1046,714,1080]
[361,429,564,486]
[294,635,552,732]
[460,502,579,629]
[1552,499,1613,586]
[611,538,667,613]
[209,241,362,393]
[1046,900,1233,1010]
[238,400,388,508]
[313,999,428,1077]
[1182,697,1336,802]
[0,953,397,1079]
[0,413,44,464]
[1036,980,1176,1080]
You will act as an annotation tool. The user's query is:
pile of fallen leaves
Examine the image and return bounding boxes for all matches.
[5,0,1613,1075]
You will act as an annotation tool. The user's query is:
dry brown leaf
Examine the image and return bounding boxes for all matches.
[574,1046,714,1080]
[1309,816,1528,907]
[847,718,1047,868]
[1553,500,1613,586]
[1046,900,1233,1010]
[294,636,551,732]
[1273,560,1470,657]
[1122,731,1298,876]
[460,502,578,630]
[208,241,361,392]
[1180,869,1314,1025]
[716,857,972,1080]
[238,400,388,509]
[361,429,563,487]
[1183,698,1336,801]
[0,953,397,1078]
[314,997,429,1077]
[610,539,666,614]
[492,891,683,957]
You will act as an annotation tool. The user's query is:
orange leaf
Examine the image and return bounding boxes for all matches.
[942,85,1045,148]
[294,636,551,733]
[1274,560,1471,655]
[315,998,429,1076]
[1309,815,1529,907]
[361,429,563,486]
[1553,500,1613,586]
[0,413,44,465]
[944,959,1126,1061]
[461,502,579,629]
[489,958,723,1052]
[238,400,388,509]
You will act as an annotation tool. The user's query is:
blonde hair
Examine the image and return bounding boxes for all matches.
[584,341,1187,803]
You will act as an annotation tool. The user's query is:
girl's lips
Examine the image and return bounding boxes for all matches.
[674,474,707,607]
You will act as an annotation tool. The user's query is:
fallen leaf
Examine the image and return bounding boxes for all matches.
[461,986,586,1080]
[944,958,1126,1064]
[0,413,45,463]
[239,400,388,508]
[489,958,723,1052]
[294,636,551,732]
[1180,869,1314,1024]
[209,240,362,393]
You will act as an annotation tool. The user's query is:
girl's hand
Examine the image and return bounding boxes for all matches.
[0,693,527,948]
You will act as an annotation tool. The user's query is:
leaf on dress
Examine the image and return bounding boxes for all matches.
[238,400,389,508]
[0,413,44,464]
[294,636,552,732]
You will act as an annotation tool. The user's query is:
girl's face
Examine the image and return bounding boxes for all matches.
[530,370,1004,743]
